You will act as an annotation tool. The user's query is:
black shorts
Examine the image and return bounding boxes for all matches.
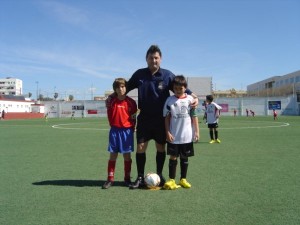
[136,115,166,144]
[208,123,219,128]
[167,142,194,157]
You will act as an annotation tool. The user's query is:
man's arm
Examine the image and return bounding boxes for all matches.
[190,93,199,108]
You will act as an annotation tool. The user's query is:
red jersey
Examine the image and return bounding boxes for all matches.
[107,96,137,128]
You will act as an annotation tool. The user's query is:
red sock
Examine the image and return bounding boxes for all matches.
[107,160,116,182]
[124,159,132,181]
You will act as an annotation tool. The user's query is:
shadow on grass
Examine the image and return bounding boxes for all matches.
[32,180,126,187]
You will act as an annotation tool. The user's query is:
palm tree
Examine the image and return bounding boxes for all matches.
[54,92,58,100]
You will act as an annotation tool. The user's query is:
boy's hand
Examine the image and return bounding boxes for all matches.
[166,131,174,142]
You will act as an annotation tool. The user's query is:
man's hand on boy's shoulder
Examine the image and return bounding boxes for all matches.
[105,93,117,108]
[191,96,199,108]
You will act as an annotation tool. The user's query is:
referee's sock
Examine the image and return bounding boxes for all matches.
[156,151,166,176]
[136,152,146,178]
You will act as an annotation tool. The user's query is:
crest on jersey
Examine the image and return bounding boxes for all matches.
[180,106,189,114]
[158,81,164,90]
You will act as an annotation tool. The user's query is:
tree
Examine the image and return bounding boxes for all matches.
[42,97,54,101]
[69,95,74,101]
[38,94,44,101]
[28,92,32,98]
[54,92,58,100]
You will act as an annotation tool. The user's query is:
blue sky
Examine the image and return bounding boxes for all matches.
[1,0,299,100]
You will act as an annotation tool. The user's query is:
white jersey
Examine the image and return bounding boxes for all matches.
[163,94,194,144]
[206,102,222,124]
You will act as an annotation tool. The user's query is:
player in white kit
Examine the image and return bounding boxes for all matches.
[205,95,222,143]
[163,75,199,190]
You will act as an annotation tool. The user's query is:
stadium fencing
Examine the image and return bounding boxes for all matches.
[42,95,299,118]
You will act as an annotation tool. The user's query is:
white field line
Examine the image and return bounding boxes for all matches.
[219,121,290,130]
[51,121,290,131]
[52,122,109,131]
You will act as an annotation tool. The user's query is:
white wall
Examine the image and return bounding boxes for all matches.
[0,100,33,113]
[43,95,299,119]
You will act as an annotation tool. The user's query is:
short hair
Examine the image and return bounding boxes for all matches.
[172,75,187,88]
[112,78,127,93]
[206,95,213,102]
[146,45,162,59]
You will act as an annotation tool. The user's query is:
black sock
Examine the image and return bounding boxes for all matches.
[180,158,189,179]
[209,130,214,139]
[214,130,218,139]
[136,153,146,178]
[156,151,166,175]
[169,159,177,179]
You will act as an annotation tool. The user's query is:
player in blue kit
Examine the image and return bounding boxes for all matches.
[125,45,199,189]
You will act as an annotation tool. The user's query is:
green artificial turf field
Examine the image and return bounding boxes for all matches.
[1,116,299,225]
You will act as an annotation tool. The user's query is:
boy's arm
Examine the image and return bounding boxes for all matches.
[190,108,199,142]
[165,113,174,143]
[192,116,200,142]
[128,98,138,128]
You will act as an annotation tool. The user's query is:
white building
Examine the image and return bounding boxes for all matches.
[0,96,33,113]
[247,70,300,96]
[0,77,23,95]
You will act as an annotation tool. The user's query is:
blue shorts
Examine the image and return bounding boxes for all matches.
[136,115,166,145]
[108,127,134,154]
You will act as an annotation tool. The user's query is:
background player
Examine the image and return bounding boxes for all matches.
[273,109,278,120]
[205,95,222,144]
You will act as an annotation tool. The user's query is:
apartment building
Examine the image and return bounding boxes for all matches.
[0,77,23,95]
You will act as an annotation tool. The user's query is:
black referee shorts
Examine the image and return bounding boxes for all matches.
[136,115,166,145]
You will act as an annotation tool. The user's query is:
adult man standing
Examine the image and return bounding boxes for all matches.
[125,45,198,189]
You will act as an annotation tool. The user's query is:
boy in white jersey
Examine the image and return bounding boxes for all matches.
[205,95,222,143]
[163,75,199,190]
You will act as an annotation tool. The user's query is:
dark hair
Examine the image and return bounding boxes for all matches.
[206,95,213,102]
[172,75,187,88]
[113,78,127,93]
[146,45,162,59]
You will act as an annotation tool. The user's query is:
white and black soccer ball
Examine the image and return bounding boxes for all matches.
[144,173,160,189]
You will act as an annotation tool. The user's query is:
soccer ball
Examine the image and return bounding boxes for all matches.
[144,173,160,189]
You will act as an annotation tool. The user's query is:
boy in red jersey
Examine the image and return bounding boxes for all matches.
[102,78,137,189]
[273,109,278,120]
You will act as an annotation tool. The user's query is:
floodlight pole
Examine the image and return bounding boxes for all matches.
[36,81,39,101]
